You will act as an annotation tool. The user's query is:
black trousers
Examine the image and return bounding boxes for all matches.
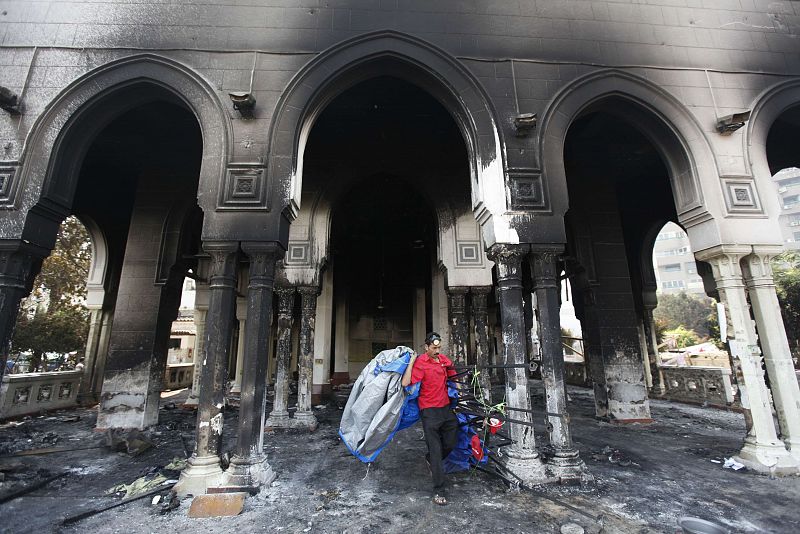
[420,406,459,492]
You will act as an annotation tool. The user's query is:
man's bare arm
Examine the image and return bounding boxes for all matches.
[401,353,417,387]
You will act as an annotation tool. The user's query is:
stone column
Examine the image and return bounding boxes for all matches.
[312,269,334,404]
[184,308,207,407]
[185,274,209,407]
[265,287,295,428]
[175,242,239,496]
[294,286,319,429]
[530,247,585,482]
[77,306,104,403]
[471,286,493,403]
[447,286,469,366]
[487,244,545,484]
[642,302,665,396]
[743,247,800,461]
[0,242,42,381]
[695,246,798,474]
[579,287,609,418]
[222,243,281,489]
[230,297,247,394]
[332,292,350,385]
[90,309,114,402]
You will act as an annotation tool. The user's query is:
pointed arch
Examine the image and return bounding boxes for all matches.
[538,69,722,242]
[267,30,510,246]
[2,54,230,247]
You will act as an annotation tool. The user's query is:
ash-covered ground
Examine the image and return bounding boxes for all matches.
[1,384,798,533]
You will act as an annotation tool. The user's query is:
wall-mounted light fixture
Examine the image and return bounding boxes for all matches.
[0,86,20,114]
[716,110,751,136]
[513,112,537,137]
[229,91,256,117]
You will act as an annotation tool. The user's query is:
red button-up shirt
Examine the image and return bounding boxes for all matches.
[410,353,456,410]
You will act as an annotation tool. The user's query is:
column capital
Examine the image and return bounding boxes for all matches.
[203,241,239,290]
[486,243,528,264]
[742,251,776,287]
[487,243,528,284]
[529,246,562,288]
[446,285,470,296]
[694,245,750,286]
[298,284,321,299]
[470,285,492,297]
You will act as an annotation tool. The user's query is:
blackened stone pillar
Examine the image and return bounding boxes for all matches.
[294,286,319,429]
[695,246,798,475]
[265,287,295,428]
[743,247,800,461]
[487,244,545,484]
[530,247,585,482]
[222,243,282,489]
[471,286,493,403]
[578,287,609,418]
[447,286,469,366]
[176,242,239,495]
[0,242,42,380]
[97,208,184,430]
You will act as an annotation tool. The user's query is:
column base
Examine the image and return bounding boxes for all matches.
[545,450,589,484]
[783,437,800,462]
[218,454,276,492]
[501,453,550,486]
[182,395,199,407]
[735,439,800,476]
[292,411,318,430]
[174,454,223,496]
[264,411,291,429]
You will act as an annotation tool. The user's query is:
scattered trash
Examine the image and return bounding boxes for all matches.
[188,492,247,518]
[151,495,161,505]
[63,482,177,525]
[677,516,729,534]
[723,458,745,471]
[106,458,186,499]
[163,402,177,410]
[159,490,180,514]
[105,429,154,456]
[314,405,326,409]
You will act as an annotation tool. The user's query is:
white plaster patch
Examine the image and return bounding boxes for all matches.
[210,413,223,434]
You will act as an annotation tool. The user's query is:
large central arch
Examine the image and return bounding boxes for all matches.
[267,30,512,246]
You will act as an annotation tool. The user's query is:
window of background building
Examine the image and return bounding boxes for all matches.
[662,263,681,272]
[661,280,685,289]
[686,262,697,274]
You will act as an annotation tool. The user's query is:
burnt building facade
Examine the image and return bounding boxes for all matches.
[0,0,799,493]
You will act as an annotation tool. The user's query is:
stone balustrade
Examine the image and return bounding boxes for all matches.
[0,371,82,419]
[164,362,194,390]
[659,366,735,406]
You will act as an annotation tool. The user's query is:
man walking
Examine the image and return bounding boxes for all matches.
[401,332,459,505]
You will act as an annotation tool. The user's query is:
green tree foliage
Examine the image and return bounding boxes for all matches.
[11,216,91,371]
[773,251,800,365]
[653,291,716,339]
[662,325,701,349]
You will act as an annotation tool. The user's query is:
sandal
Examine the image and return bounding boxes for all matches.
[433,494,447,506]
